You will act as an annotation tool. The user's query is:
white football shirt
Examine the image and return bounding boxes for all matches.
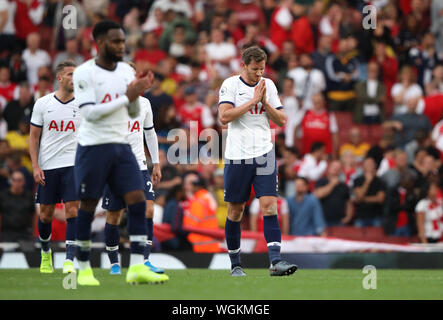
[30,92,81,170]
[219,76,283,160]
[127,96,154,171]
[73,59,135,146]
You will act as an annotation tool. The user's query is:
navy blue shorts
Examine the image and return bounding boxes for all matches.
[36,166,78,204]
[102,170,155,211]
[74,143,144,200]
[224,151,278,203]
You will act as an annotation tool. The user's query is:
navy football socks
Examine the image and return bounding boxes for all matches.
[75,209,94,262]
[65,217,77,261]
[127,202,147,257]
[38,218,52,252]
[263,215,282,265]
[105,222,120,265]
[225,218,242,269]
[144,218,153,261]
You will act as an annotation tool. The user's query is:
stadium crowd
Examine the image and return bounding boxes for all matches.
[0,0,443,250]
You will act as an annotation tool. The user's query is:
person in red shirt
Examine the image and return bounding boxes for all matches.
[300,92,339,156]
[371,40,399,103]
[178,86,215,137]
[230,0,266,30]
[269,0,293,51]
[291,2,315,54]
[0,65,18,111]
[14,0,44,44]
[417,79,443,126]
[134,31,167,74]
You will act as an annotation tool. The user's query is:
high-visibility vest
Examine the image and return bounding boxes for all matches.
[183,189,220,252]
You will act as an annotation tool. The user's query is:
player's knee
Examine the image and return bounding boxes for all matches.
[228,205,245,221]
[106,211,121,225]
[124,190,146,206]
[80,199,98,212]
[65,202,79,219]
[145,203,154,218]
[39,205,55,222]
[39,213,53,223]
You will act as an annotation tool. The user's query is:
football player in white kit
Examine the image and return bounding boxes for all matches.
[29,61,80,275]
[72,20,168,286]
[103,62,166,276]
[218,46,298,277]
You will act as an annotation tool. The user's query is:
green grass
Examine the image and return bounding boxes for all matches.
[0,269,442,300]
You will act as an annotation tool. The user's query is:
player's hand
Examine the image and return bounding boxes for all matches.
[137,70,154,90]
[261,84,268,105]
[33,166,45,186]
[152,164,162,186]
[252,80,266,105]
[126,76,150,102]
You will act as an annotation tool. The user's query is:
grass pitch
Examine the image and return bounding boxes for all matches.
[0,269,442,300]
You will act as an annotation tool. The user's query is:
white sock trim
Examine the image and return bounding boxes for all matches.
[77,240,91,248]
[130,254,144,266]
[106,245,119,251]
[228,248,241,254]
[39,234,51,242]
[65,240,77,246]
[130,235,147,243]
[146,240,153,245]
[267,242,281,247]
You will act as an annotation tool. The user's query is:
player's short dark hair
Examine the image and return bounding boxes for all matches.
[55,60,76,75]
[311,142,325,153]
[92,20,122,41]
[242,45,267,66]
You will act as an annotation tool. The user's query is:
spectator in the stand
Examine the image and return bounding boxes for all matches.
[412,152,439,189]
[386,173,418,237]
[300,92,338,156]
[381,149,417,192]
[354,61,386,124]
[0,64,18,111]
[290,1,315,55]
[162,184,189,250]
[237,23,278,63]
[168,23,187,59]
[314,160,353,227]
[0,0,17,54]
[280,77,303,148]
[432,64,443,93]
[431,0,443,54]
[52,38,84,74]
[210,167,227,228]
[409,32,443,89]
[2,82,33,131]
[8,48,28,83]
[52,0,88,51]
[22,32,51,86]
[298,142,328,183]
[312,35,333,75]
[366,132,395,169]
[287,53,326,110]
[249,196,289,235]
[383,95,432,148]
[339,127,370,165]
[182,176,219,252]
[340,150,361,187]
[5,116,31,172]
[318,2,341,46]
[371,40,398,103]
[134,31,166,74]
[144,72,174,123]
[415,181,443,243]
[178,86,214,136]
[232,0,266,30]
[4,151,33,192]
[405,130,432,164]
[205,28,236,79]
[353,157,387,227]
[286,176,326,236]
[273,40,295,83]
[325,36,360,111]
[0,139,10,190]
[279,146,301,198]
[33,66,53,100]
[391,65,423,115]
[416,79,443,127]
[13,0,44,47]
[0,170,35,241]
[0,110,6,139]
[269,0,293,50]
[149,0,193,20]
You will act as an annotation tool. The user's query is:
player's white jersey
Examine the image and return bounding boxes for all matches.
[30,92,81,170]
[127,96,154,171]
[219,76,283,160]
[73,59,135,146]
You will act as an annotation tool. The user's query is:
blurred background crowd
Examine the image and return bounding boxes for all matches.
[0,0,443,251]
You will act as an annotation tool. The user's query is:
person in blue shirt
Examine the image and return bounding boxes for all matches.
[286,176,326,236]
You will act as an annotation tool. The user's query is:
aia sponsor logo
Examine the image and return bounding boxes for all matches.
[48,120,76,132]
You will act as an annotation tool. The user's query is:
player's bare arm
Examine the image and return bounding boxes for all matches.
[219,80,265,125]
[29,124,45,186]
